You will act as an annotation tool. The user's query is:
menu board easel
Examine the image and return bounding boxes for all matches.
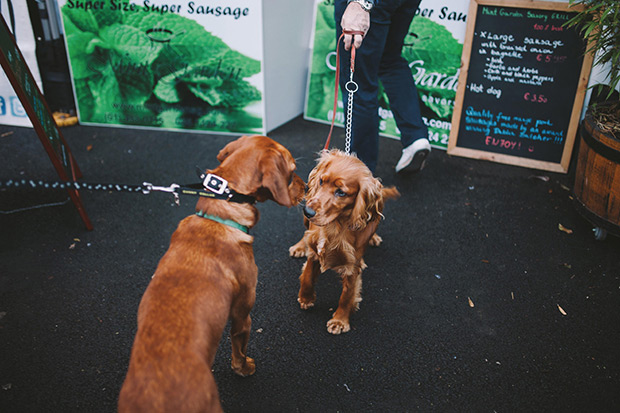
[448,0,593,173]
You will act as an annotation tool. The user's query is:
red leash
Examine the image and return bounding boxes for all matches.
[324,30,364,151]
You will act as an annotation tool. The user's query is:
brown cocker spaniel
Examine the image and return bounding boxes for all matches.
[119,135,305,412]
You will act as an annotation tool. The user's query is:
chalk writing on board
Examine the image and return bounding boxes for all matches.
[464,106,564,152]
[454,4,586,164]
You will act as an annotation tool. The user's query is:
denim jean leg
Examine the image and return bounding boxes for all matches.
[378,0,428,148]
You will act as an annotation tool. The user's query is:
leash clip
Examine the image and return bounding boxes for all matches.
[142,182,181,205]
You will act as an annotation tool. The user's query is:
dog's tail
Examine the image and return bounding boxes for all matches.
[382,186,400,201]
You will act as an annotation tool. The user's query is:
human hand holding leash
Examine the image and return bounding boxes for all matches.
[341,1,370,50]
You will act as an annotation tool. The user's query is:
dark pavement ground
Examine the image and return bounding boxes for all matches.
[1,116,619,412]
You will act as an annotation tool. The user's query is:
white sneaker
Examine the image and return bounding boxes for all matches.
[395,138,431,173]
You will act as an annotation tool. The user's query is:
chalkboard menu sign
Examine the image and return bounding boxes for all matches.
[0,16,92,229]
[448,0,593,173]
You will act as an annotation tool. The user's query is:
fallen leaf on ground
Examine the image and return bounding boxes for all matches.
[557,304,567,316]
[558,224,573,234]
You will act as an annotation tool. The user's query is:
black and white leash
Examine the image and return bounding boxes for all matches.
[0,171,255,206]
[1,179,147,193]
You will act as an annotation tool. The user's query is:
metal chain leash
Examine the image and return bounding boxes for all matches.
[343,33,362,156]
[0,178,181,205]
[344,69,358,155]
[1,178,145,192]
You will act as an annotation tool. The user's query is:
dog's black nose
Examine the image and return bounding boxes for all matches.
[303,205,316,219]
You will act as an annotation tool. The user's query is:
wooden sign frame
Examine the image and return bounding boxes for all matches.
[447,0,594,173]
[0,15,92,230]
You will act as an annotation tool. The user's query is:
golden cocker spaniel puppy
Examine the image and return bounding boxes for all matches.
[290,150,399,334]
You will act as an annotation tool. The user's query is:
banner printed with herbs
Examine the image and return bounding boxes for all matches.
[58,0,264,134]
[304,0,467,150]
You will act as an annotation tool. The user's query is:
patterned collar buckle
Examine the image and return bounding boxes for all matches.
[202,174,229,195]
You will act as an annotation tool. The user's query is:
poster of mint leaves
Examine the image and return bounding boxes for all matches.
[304,0,466,150]
[58,0,263,134]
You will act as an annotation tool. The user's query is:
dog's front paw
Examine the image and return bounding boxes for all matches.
[289,240,307,258]
[232,356,256,377]
[369,233,383,247]
[326,318,350,335]
[297,296,315,310]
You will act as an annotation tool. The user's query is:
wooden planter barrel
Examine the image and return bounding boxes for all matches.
[573,114,620,239]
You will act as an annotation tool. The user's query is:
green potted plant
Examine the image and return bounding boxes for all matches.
[566,0,620,240]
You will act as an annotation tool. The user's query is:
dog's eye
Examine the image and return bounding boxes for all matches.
[335,188,346,197]
[319,178,323,186]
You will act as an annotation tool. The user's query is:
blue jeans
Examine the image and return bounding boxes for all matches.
[335,0,427,172]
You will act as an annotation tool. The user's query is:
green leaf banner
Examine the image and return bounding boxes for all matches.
[58,0,264,134]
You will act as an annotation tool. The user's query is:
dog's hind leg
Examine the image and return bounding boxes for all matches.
[230,295,256,377]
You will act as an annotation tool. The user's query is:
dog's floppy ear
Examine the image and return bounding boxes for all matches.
[217,135,251,163]
[306,150,331,197]
[260,151,301,207]
[349,176,383,231]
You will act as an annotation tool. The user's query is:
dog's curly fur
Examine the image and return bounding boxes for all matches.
[289,150,399,334]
